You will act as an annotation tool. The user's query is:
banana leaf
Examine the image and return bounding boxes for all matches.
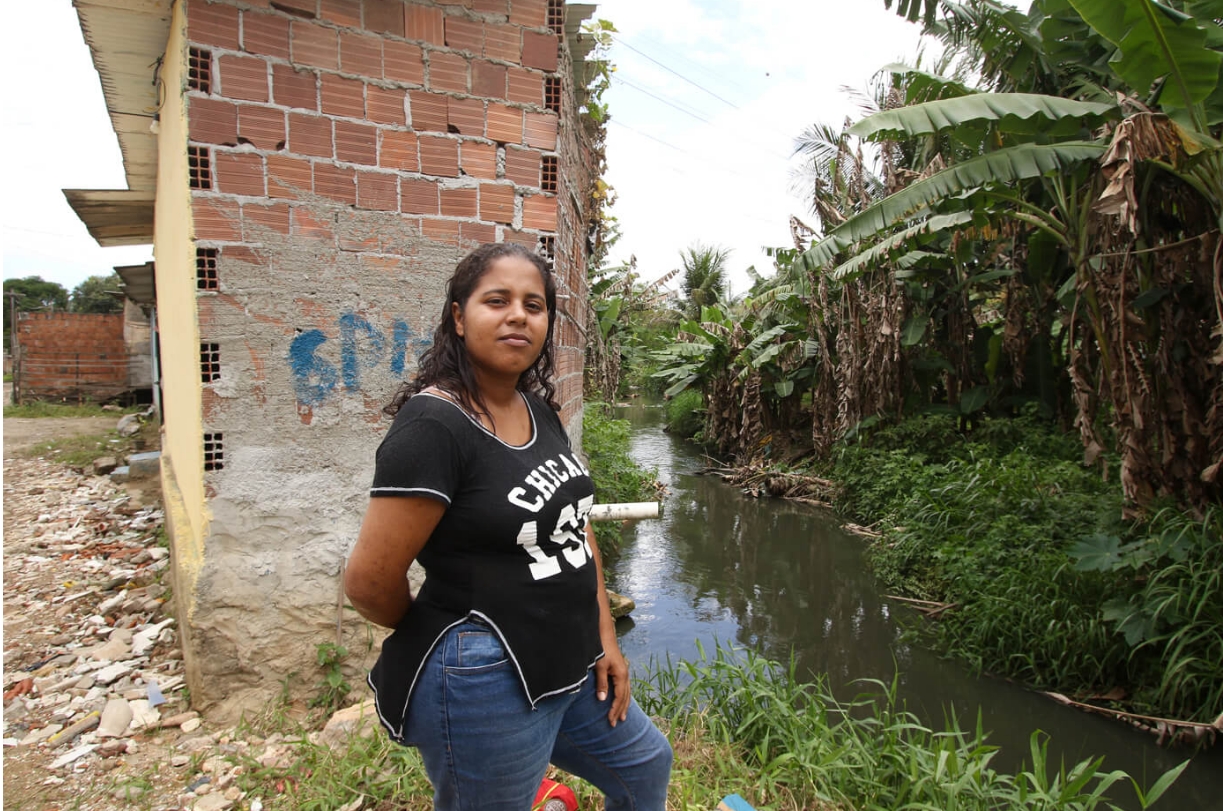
[849,93,1116,140]
[827,211,976,282]
[1068,0,1223,116]
[801,142,1106,273]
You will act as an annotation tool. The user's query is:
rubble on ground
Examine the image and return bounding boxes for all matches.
[2,455,345,811]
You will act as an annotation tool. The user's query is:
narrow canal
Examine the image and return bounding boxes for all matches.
[606,402,1223,809]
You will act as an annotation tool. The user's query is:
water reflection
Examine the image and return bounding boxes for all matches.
[607,402,1223,810]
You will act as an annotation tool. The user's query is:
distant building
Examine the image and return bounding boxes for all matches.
[11,300,151,404]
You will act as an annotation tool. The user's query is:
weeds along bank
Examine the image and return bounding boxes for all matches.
[831,415,1222,732]
[665,401,1222,734]
[209,642,1187,811]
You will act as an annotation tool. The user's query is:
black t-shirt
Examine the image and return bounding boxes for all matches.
[365,390,602,743]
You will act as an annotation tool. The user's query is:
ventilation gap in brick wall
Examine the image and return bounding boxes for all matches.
[197,248,219,290]
[541,156,558,193]
[545,76,561,114]
[269,1,318,19]
[547,0,564,35]
[188,145,212,190]
[188,47,211,93]
[539,235,555,268]
[203,432,225,471]
[201,343,220,382]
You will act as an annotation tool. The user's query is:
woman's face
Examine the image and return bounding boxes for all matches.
[452,255,549,388]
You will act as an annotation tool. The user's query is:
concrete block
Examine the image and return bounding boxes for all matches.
[126,451,161,479]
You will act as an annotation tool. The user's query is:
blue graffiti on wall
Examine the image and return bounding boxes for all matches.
[289,314,432,407]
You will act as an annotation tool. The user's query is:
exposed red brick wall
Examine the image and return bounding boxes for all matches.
[185,0,590,424]
[14,313,127,401]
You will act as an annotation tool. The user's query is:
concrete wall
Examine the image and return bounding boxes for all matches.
[174,0,591,718]
[122,299,154,390]
[14,313,127,402]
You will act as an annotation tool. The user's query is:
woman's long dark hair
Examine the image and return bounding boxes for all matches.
[384,242,559,418]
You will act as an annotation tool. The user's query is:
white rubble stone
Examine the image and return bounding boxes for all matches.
[97,699,133,739]
[192,794,234,811]
[49,743,97,770]
[131,619,174,657]
[317,700,379,749]
[20,724,63,747]
[94,663,132,685]
[128,699,159,731]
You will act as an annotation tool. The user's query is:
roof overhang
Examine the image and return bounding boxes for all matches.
[64,189,156,246]
[66,0,172,247]
[567,5,599,85]
[115,261,156,306]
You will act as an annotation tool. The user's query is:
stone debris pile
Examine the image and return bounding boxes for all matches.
[3,457,268,810]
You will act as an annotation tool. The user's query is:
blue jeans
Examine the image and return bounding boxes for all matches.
[404,620,673,810]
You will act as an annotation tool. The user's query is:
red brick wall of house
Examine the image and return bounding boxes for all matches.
[185,0,586,427]
[14,313,127,401]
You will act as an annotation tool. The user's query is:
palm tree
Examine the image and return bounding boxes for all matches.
[679,244,731,320]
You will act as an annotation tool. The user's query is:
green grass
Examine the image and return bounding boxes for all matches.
[664,388,704,439]
[4,400,144,418]
[638,641,1188,811]
[102,642,1187,811]
[16,431,132,468]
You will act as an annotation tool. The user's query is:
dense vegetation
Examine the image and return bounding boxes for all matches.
[832,414,1221,726]
[587,0,1223,733]
[582,403,659,553]
[637,641,1187,811]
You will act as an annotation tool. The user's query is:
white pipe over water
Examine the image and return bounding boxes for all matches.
[589,502,660,522]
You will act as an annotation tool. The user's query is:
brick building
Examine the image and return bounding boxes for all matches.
[67,0,600,717]
[11,310,132,402]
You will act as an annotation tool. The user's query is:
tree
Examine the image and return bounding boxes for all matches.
[3,276,69,312]
[679,244,731,320]
[821,0,1223,511]
[70,273,123,314]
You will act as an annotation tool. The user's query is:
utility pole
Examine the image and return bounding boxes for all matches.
[6,290,21,404]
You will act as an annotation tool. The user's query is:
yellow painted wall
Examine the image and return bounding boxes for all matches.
[153,0,208,618]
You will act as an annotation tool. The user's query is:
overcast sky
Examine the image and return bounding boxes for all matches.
[0,1,925,297]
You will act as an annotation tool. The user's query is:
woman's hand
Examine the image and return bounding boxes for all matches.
[595,633,631,726]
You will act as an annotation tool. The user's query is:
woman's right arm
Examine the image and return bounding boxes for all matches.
[344,496,447,628]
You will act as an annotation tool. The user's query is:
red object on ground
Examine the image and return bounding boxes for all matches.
[3,678,34,702]
[533,778,578,811]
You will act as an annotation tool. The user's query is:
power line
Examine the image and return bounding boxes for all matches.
[606,120,786,227]
[611,33,742,110]
[618,30,761,99]
[610,77,794,163]
[607,31,849,154]
[612,76,714,125]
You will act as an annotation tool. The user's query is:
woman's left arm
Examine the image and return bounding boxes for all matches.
[588,523,631,726]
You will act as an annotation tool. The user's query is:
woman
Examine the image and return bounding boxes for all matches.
[345,243,672,811]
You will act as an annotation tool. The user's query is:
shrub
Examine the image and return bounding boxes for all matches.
[582,404,658,553]
[663,388,703,439]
